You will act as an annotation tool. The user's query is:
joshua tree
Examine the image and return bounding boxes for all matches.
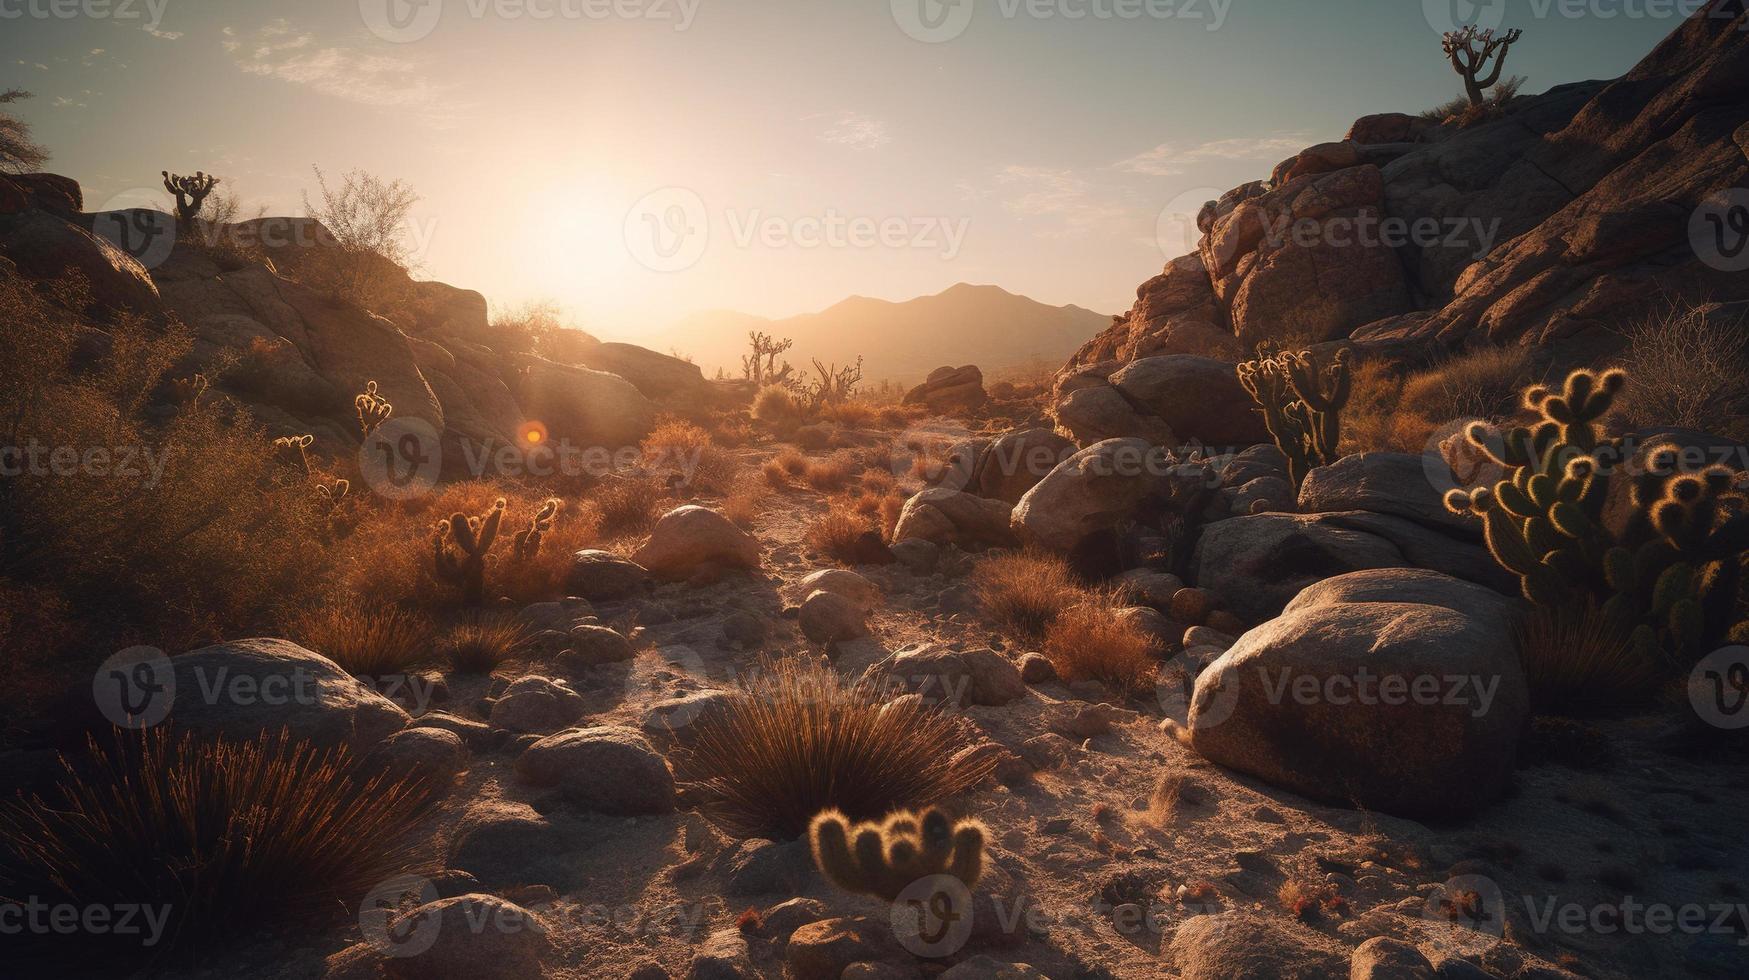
[162,171,220,223]
[743,332,798,389]
[805,356,864,409]
[1442,26,1523,107]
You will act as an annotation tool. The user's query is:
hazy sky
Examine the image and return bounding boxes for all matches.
[5,0,1683,339]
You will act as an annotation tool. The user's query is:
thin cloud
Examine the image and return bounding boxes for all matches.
[816,111,891,150]
[1116,135,1306,176]
[223,20,453,122]
[142,26,184,41]
[984,165,1133,237]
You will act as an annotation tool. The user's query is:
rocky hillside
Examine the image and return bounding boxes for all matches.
[0,188,718,478]
[1065,0,1749,393]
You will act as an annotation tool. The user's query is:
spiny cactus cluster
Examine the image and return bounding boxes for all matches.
[512,498,558,562]
[273,434,314,475]
[1237,346,1352,488]
[313,478,349,512]
[1445,368,1749,663]
[355,381,392,438]
[809,807,985,902]
[434,498,505,606]
[161,170,219,223]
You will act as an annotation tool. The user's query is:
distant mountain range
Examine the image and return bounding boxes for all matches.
[648,283,1110,384]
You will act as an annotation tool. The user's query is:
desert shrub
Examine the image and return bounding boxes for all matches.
[764,448,810,489]
[443,616,533,674]
[288,602,435,677]
[721,470,770,529]
[1422,74,1524,125]
[804,451,860,491]
[1342,358,1406,454]
[1403,346,1538,426]
[0,728,433,964]
[643,417,738,496]
[1043,600,1159,695]
[1618,303,1749,438]
[974,551,1087,640]
[752,384,805,427]
[299,166,420,309]
[0,277,334,705]
[674,657,994,839]
[818,401,876,428]
[1,89,50,172]
[805,503,877,563]
[587,473,669,539]
[1515,603,1664,717]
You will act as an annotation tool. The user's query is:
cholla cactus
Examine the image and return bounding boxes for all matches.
[512,498,559,562]
[809,807,985,903]
[1445,368,1749,663]
[162,170,220,223]
[1237,346,1352,488]
[173,373,209,407]
[313,478,349,510]
[355,381,393,438]
[1442,26,1523,107]
[434,498,505,605]
[272,434,314,475]
[742,331,798,389]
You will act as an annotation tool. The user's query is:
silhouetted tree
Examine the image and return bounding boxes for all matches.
[162,171,220,222]
[1442,26,1523,107]
[0,90,49,173]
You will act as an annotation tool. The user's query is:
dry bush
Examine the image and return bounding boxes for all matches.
[706,412,756,448]
[1618,303,1749,437]
[588,472,670,539]
[1344,346,1536,453]
[804,451,860,492]
[288,602,435,677]
[0,729,433,964]
[0,278,335,701]
[1515,603,1664,717]
[444,616,533,674]
[673,657,994,839]
[763,448,811,489]
[974,551,1087,640]
[643,418,738,497]
[752,385,805,427]
[804,502,877,563]
[721,470,770,529]
[1043,600,1159,695]
[1422,75,1524,125]
[818,401,875,428]
[1342,358,1407,454]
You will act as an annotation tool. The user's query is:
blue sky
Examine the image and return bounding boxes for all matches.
[2,0,1686,338]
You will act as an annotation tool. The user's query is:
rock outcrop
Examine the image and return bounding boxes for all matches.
[903,365,988,413]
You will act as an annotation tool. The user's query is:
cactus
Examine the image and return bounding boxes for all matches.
[1444,367,1749,665]
[434,498,505,605]
[174,373,209,407]
[809,807,985,903]
[1442,26,1523,107]
[1237,346,1352,488]
[272,434,314,475]
[512,498,559,562]
[313,478,349,511]
[162,170,220,223]
[355,380,393,438]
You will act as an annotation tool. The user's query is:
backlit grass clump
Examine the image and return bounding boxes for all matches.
[0,728,433,965]
[290,602,435,677]
[973,550,1087,640]
[675,657,994,839]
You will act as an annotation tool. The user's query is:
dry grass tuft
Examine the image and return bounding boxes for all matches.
[1279,879,1348,921]
[752,385,806,427]
[803,451,860,492]
[288,603,435,677]
[1515,603,1664,717]
[674,657,993,839]
[973,551,1087,640]
[1345,346,1537,453]
[0,729,433,964]
[444,616,534,674]
[720,471,771,530]
[589,473,669,539]
[804,503,878,563]
[1618,302,1749,438]
[1043,600,1159,695]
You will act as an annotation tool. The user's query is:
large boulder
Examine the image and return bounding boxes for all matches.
[513,725,676,814]
[1012,438,1171,553]
[871,645,1026,707]
[1051,356,1268,450]
[1062,253,1233,374]
[488,676,587,734]
[891,488,1015,548]
[1187,569,1527,818]
[1200,165,1414,350]
[569,339,715,416]
[903,365,987,413]
[513,353,655,451]
[405,280,491,343]
[159,638,409,751]
[565,550,651,601]
[1169,912,1349,980]
[381,894,551,980]
[1193,511,1513,622]
[632,505,761,580]
[0,208,162,314]
[973,427,1076,504]
[1298,452,1479,537]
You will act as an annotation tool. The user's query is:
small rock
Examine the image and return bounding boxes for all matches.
[1018,652,1056,684]
[761,897,828,943]
[687,928,755,980]
[567,549,651,601]
[365,727,466,789]
[1118,569,1184,609]
[720,611,769,649]
[888,538,939,573]
[1349,936,1435,979]
[1182,626,1235,651]
[561,624,635,666]
[939,956,1048,979]
[786,917,906,980]
[382,894,549,980]
[1168,587,1214,625]
[514,726,676,814]
[488,676,586,734]
[448,801,562,888]
[799,589,869,643]
[795,568,881,612]
[1205,609,1246,636]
